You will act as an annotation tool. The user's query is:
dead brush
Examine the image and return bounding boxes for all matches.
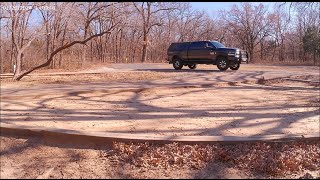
[257,76,266,84]
[103,140,320,177]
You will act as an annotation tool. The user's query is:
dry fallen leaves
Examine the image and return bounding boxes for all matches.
[102,140,320,177]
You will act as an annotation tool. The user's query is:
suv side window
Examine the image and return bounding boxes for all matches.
[189,42,206,50]
[205,42,215,49]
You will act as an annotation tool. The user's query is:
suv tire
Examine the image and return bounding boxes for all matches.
[173,57,183,70]
[217,57,229,71]
[230,63,240,70]
[188,64,197,69]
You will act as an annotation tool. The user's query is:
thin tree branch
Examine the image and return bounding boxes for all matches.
[14,30,111,80]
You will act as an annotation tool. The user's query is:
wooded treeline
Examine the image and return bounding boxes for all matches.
[0,2,319,76]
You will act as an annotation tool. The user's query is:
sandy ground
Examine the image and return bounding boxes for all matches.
[1,64,319,137]
[0,63,319,179]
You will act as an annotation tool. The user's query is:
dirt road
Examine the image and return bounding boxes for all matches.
[1,63,319,179]
[1,63,319,138]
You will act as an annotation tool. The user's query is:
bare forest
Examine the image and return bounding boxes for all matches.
[1,2,320,179]
[0,2,319,80]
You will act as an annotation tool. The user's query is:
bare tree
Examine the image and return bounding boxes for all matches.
[13,29,115,80]
[0,3,9,72]
[132,2,178,62]
[77,2,114,64]
[8,2,120,80]
[1,2,319,75]
[224,3,272,62]
[5,2,45,80]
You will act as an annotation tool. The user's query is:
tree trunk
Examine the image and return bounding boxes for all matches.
[82,46,86,66]
[90,40,93,62]
[59,28,66,68]
[100,39,104,62]
[115,31,118,63]
[132,47,136,63]
[59,52,62,68]
[260,41,263,61]
[248,47,254,64]
[11,30,14,73]
[292,44,295,61]
[314,50,316,66]
[51,42,55,68]
[119,29,123,63]
[141,33,147,63]
[13,51,22,79]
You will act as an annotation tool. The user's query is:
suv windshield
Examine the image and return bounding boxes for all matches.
[210,41,225,48]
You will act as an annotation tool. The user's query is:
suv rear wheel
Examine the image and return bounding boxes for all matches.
[230,63,240,70]
[217,57,229,71]
[188,64,197,69]
[173,57,183,70]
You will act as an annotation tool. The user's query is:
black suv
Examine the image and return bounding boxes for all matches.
[167,41,248,71]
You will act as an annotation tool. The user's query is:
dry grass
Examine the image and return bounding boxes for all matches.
[1,71,173,87]
[33,62,113,73]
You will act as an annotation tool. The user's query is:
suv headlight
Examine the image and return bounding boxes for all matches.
[235,51,240,58]
[228,51,240,58]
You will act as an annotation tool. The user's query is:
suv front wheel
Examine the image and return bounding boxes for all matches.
[217,57,229,71]
[173,58,183,70]
[230,63,240,70]
[188,64,197,69]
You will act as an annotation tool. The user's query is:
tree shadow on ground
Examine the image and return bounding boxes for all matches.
[1,71,319,140]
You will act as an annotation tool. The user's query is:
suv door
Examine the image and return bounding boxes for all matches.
[205,42,217,62]
[188,41,211,62]
[178,43,189,60]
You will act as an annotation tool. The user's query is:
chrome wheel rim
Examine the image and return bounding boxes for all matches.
[219,60,227,68]
[174,60,180,67]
